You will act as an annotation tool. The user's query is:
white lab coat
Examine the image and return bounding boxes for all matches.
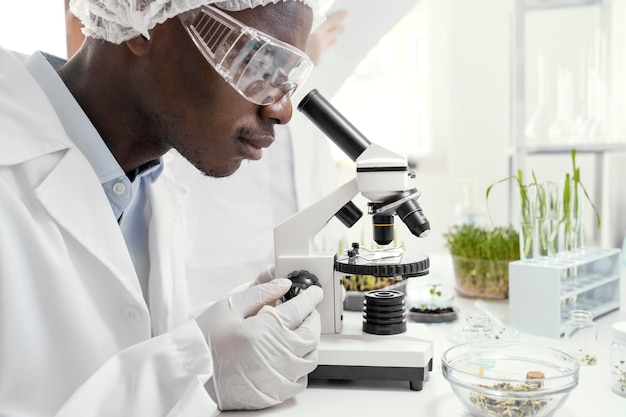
[0,47,217,416]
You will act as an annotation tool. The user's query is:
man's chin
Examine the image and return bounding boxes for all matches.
[199,162,241,178]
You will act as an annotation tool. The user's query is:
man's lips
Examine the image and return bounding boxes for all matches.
[239,136,274,160]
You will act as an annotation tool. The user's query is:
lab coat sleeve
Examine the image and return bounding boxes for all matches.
[55,321,217,417]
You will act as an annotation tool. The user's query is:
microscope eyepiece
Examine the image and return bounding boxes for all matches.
[298,89,371,161]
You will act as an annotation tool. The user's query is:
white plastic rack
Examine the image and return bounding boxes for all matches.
[509,247,621,338]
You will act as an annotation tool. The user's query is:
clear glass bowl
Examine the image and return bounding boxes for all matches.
[442,341,579,417]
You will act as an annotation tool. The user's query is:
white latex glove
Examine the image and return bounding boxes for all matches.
[195,278,322,410]
[253,265,275,286]
[190,266,277,328]
[223,265,275,297]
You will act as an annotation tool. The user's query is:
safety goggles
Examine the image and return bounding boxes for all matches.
[179,5,314,106]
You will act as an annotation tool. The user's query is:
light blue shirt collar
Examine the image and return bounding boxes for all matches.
[24,51,162,220]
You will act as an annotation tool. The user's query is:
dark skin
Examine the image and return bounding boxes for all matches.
[58,2,313,178]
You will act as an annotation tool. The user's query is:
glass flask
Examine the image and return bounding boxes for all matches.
[573,30,612,144]
[564,310,597,366]
[547,67,575,144]
[525,50,550,143]
[610,321,626,397]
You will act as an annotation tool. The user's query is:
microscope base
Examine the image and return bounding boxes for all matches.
[309,320,433,391]
[309,362,432,391]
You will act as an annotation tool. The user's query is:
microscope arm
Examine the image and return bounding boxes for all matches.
[274,178,359,335]
[274,177,358,260]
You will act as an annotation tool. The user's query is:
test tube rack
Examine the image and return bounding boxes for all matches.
[509,248,621,338]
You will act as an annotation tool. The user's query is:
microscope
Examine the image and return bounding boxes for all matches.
[275,90,433,391]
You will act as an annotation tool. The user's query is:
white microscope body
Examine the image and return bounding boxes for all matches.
[274,90,433,390]
[274,144,411,334]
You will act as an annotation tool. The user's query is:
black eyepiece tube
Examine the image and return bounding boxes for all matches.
[297,89,371,161]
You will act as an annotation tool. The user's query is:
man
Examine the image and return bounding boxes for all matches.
[0,0,332,415]
[61,6,347,308]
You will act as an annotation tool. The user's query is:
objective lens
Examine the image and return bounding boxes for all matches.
[373,214,395,245]
[396,199,430,238]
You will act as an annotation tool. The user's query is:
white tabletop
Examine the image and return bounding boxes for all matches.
[221,252,626,416]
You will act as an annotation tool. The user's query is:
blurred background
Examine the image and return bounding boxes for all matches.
[3,0,626,258]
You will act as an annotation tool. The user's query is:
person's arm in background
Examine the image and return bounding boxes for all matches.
[306,9,348,65]
[65,0,84,57]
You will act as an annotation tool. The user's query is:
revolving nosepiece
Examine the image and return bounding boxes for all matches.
[369,189,431,245]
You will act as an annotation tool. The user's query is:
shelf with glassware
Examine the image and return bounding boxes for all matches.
[522,142,626,154]
[509,0,625,246]
[524,0,602,10]
[516,0,614,147]
[509,247,621,339]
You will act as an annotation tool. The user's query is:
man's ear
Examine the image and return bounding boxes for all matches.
[125,34,152,57]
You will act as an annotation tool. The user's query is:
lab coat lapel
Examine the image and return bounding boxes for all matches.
[1,46,147,312]
[146,171,190,335]
[35,146,147,310]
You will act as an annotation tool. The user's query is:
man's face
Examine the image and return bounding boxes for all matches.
[135,2,313,177]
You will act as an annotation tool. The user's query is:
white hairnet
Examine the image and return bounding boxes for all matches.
[69,0,334,44]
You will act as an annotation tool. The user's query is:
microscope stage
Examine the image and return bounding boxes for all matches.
[309,319,433,390]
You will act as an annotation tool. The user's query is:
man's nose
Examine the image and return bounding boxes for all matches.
[260,93,294,125]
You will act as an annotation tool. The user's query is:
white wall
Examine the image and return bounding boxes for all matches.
[441,0,511,224]
[338,0,512,254]
[386,0,625,255]
[323,0,625,258]
[518,2,626,249]
[289,0,513,256]
[0,2,67,57]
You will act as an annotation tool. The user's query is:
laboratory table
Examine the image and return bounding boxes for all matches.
[220,252,626,417]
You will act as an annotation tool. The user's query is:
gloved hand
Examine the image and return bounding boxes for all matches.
[222,265,275,297]
[195,278,322,410]
[253,265,275,286]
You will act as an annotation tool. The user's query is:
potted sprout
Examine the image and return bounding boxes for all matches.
[444,224,520,299]
[407,283,458,323]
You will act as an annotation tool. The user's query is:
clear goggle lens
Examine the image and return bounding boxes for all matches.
[180,6,314,106]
